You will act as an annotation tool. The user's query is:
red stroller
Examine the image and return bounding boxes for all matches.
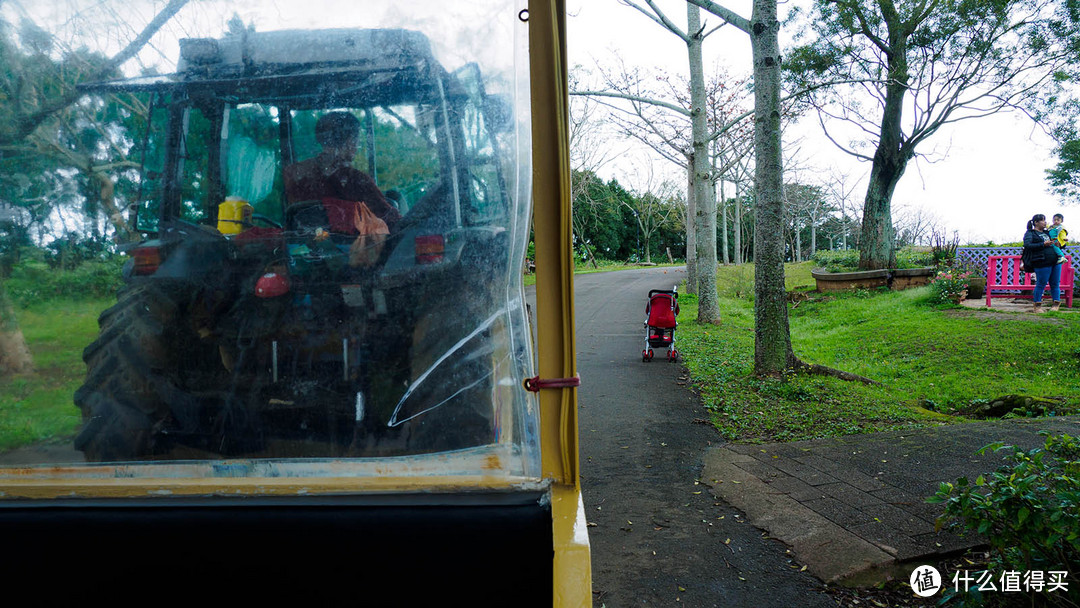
[643,287,679,362]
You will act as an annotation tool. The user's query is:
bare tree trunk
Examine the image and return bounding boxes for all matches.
[0,283,33,375]
[794,217,802,262]
[749,0,794,375]
[685,165,697,293]
[689,4,720,323]
[720,180,729,265]
[734,180,743,265]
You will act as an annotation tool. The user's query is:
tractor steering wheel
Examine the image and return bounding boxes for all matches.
[249,213,283,229]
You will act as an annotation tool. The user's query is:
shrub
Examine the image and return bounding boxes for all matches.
[930,433,1080,608]
[810,247,933,271]
[6,257,125,306]
[928,269,971,304]
[810,249,859,272]
[894,248,933,269]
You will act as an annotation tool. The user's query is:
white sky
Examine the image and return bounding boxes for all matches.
[565,0,1064,245]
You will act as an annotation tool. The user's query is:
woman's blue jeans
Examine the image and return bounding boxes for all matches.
[1033,263,1062,303]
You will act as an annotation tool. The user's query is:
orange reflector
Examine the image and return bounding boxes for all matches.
[131,246,161,276]
[415,234,444,264]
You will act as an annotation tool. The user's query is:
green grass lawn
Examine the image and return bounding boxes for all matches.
[0,298,109,451]
[677,262,1080,443]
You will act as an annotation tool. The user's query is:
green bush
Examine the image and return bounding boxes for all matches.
[894,248,933,269]
[930,433,1080,607]
[810,249,859,271]
[5,257,125,306]
[809,247,933,271]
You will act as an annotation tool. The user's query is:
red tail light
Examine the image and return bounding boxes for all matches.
[415,234,445,264]
[131,246,161,276]
[255,272,290,298]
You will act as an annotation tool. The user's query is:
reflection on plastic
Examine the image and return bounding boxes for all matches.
[389,307,506,427]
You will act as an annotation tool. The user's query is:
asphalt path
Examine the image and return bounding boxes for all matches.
[564,266,835,607]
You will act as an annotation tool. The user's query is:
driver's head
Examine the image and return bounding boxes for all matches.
[315,112,360,157]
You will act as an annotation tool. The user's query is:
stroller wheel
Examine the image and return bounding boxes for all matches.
[668,349,678,362]
[642,349,649,363]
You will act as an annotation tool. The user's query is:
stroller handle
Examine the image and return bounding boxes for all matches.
[648,288,678,299]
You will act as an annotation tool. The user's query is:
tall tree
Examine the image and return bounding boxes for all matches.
[687,0,876,381]
[595,0,725,320]
[785,0,1067,270]
[0,1,191,376]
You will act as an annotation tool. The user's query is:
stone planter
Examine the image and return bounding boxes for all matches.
[890,267,936,289]
[811,268,888,291]
[811,267,936,292]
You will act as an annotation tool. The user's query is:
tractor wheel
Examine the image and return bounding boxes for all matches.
[73,282,202,461]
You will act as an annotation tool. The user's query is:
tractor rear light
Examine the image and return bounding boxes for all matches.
[415,234,445,264]
[255,272,290,298]
[131,246,161,276]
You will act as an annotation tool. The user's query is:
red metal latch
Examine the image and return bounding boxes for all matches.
[523,375,581,392]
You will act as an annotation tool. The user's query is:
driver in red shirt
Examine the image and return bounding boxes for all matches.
[283,112,401,232]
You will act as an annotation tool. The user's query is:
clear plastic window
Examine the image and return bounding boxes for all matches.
[0,0,537,486]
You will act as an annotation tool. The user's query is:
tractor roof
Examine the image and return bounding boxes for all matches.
[80,28,452,109]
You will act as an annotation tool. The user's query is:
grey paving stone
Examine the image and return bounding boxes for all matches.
[763,476,827,502]
[800,497,876,527]
[818,482,887,509]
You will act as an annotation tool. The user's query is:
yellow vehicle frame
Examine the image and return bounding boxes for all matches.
[0,1,587,603]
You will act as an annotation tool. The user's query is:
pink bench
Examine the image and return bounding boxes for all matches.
[985,255,1074,308]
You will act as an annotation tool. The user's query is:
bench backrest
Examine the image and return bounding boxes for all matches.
[987,255,1075,286]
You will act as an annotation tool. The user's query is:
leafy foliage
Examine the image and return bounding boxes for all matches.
[930,433,1080,608]
[810,247,933,271]
[786,0,1066,269]
[571,170,684,262]
[5,256,124,306]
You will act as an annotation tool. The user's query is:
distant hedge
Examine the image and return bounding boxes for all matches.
[810,247,933,272]
[4,258,125,306]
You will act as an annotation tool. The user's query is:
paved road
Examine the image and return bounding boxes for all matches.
[567,267,834,607]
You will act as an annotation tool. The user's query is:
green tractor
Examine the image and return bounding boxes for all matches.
[74,27,525,461]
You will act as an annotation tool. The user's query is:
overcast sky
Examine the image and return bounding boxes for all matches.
[565,0,1065,245]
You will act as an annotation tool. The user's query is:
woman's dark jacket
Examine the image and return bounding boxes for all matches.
[1023,229,1059,268]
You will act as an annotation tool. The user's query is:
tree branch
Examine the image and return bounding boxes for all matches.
[684,0,750,34]
[2,0,189,147]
